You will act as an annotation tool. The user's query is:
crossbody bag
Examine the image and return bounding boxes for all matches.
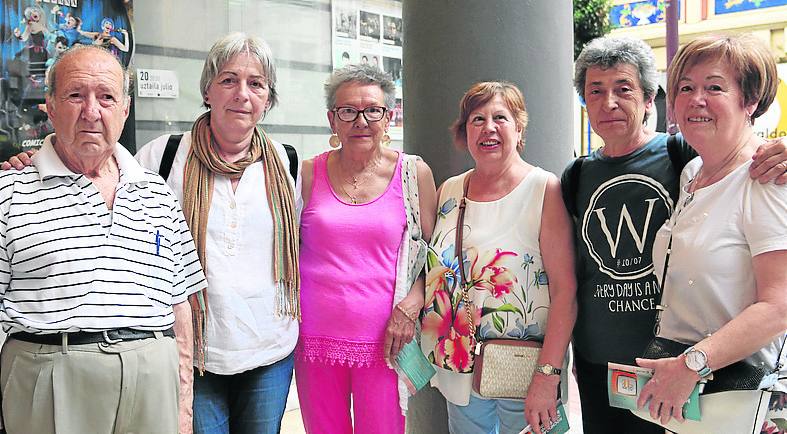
[454,173,542,400]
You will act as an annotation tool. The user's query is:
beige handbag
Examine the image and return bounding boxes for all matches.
[472,339,542,399]
[455,173,542,400]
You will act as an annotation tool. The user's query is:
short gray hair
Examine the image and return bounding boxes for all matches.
[200,32,278,109]
[324,64,396,110]
[574,36,658,104]
[46,45,131,99]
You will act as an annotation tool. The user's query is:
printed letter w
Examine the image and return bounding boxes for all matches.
[593,199,658,258]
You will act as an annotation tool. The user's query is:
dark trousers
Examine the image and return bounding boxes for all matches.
[574,351,665,434]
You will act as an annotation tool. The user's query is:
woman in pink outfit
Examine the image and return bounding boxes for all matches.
[296,64,437,434]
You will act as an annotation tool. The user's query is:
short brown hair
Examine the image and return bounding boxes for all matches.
[451,81,528,151]
[667,34,777,123]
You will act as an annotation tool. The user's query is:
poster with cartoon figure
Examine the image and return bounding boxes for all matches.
[0,0,134,160]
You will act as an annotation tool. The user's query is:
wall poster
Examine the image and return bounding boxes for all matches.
[332,0,403,139]
[610,0,681,28]
[715,0,787,15]
[0,0,134,160]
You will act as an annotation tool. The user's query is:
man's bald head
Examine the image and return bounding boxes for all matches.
[46,45,131,100]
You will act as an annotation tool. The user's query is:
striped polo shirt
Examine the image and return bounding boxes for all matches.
[0,134,206,334]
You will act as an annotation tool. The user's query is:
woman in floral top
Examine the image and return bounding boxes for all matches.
[420,82,577,434]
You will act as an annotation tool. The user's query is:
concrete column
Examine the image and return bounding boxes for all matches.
[402,2,574,433]
[402,0,575,184]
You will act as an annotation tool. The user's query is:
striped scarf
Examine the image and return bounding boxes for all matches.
[182,112,300,374]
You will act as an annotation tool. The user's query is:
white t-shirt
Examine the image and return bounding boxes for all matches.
[136,132,299,375]
[653,158,787,389]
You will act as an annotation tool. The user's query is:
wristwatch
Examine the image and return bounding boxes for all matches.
[535,363,561,376]
[683,346,712,378]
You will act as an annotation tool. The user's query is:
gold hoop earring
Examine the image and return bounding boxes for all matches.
[382,134,391,147]
[329,134,341,148]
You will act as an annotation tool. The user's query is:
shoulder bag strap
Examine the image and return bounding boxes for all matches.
[282,143,298,183]
[403,155,427,286]
[561,156,586,219]
[158,134,183,179]
[652,233,672,336]
[404,155,423,239]
[667,133,691,177]
[455,173,477,341]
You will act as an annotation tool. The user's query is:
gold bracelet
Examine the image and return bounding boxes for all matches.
[395,304,418,322]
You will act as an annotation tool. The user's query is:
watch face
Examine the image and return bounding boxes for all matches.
[538,364,560,375]
[685,350,707,371]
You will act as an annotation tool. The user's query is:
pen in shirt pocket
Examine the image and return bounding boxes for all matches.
[155,230,161,256]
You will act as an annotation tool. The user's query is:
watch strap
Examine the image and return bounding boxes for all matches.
[536,363,561,376]
[683,346,712,378]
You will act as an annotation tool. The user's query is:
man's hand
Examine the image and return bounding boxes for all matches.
[1,150,36,171]
[751,138,787,184]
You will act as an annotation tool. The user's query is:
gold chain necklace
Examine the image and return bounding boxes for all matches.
[335,151,382,204]
[684,133,752,207]
[338,182,360,204]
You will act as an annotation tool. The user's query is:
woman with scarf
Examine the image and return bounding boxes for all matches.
[135,33,299,434]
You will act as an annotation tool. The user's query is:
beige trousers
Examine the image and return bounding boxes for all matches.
[0,334,178,434]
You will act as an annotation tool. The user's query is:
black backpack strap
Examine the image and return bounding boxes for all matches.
[561,156,587,219]
[282,143,298,183]
[666,133,687,177]
[158,134,183,180]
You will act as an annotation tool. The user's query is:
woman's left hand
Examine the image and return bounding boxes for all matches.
[636,356,698,425]
[384,296,421,361]
[524,373,560,434]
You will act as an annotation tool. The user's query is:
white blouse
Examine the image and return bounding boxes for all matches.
[136,132,299,375]
[653,158,787,391]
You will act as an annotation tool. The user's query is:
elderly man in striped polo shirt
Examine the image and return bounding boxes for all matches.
[0,45,206,433]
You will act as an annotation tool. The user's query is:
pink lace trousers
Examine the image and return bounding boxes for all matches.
[294,357,404,434]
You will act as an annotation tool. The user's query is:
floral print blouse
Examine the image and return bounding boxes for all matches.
[420,168,551,405]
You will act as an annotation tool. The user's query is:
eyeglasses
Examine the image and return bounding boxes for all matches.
[333,106,387,122]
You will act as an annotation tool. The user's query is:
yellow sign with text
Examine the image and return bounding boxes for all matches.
[754,76,787,139]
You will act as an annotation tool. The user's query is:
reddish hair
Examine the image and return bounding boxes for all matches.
[451,81,528,151]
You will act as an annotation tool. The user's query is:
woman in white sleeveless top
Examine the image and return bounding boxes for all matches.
[420,82,577,434]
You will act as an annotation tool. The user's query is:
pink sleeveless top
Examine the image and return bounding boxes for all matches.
[297,151,407,367]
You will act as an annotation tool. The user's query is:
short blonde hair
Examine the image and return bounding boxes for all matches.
[451,81,528,151]
[667,34,777,123]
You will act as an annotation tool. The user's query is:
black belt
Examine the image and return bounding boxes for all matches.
[10,328,175,345]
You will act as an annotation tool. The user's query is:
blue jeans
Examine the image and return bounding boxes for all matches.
[447,394,526,434]
[193,351,295,434]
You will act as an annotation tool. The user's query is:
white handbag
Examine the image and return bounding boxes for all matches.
[632,389,772,434]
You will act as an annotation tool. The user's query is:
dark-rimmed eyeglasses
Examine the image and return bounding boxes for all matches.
[333,106,387,122]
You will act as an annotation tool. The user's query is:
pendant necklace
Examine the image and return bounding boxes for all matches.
[339,183,360,204]
[337,152,382,204]
[683,133,751,208]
